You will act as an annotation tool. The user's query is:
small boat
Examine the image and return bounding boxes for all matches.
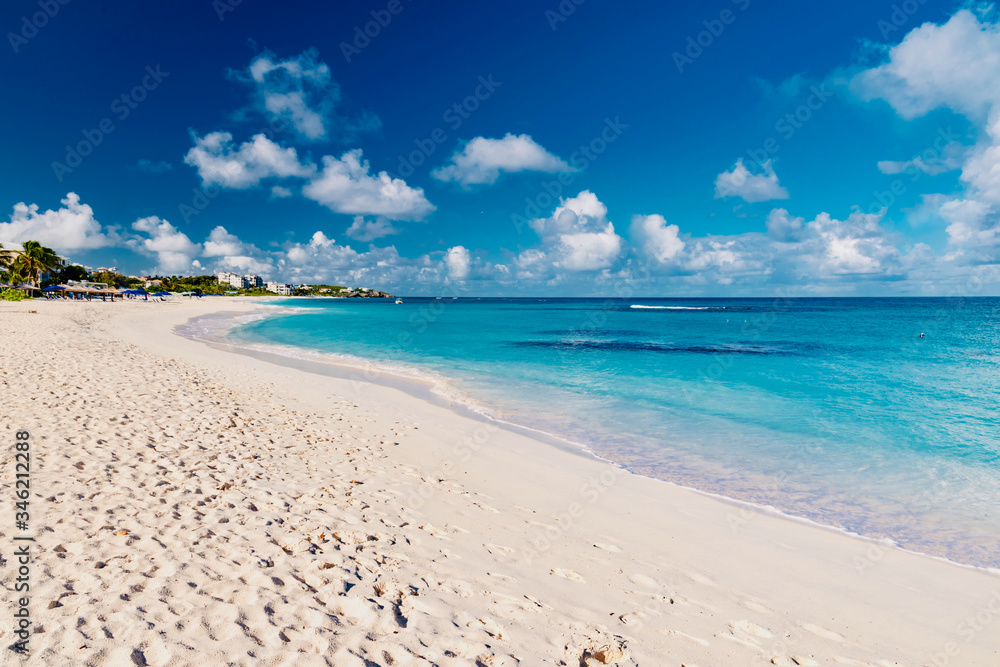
[395,298,403,304]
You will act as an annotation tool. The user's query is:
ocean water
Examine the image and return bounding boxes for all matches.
[210,297,1000,568]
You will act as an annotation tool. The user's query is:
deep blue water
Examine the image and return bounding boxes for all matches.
[224,297,1000,567]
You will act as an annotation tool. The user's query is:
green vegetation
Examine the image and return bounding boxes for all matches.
[1,240,60,286]
[293,283,346,296]
[1,288,29,301]
[0,249,391,298]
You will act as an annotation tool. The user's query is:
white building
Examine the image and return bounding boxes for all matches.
[217,271,241,289]
[216,272,263,290]
[266,281,294,295]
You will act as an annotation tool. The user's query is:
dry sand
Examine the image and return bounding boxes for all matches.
[1,298,998,666]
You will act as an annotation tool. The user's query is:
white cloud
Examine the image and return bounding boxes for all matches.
[184,132,315,189]
[854,9,1000,261]
[629,214,685,264]
[0,193,117,251]
[877,142,964,175]
[851,10,1000,120]
[960,114,1000,205]
[303,149,435,220]
[765,208,804,241]
[198,226,274,275]
[432,134,573,187]
[522,191,624,275]
[345,215,398,242]
[184,133,432,222]
[805,210,900,275]
[130,216,202,274]
[235,49,380,141]
[714,159,790,203]
[444,246,470,280]
[278,231,422,286]
[939,198,996,246]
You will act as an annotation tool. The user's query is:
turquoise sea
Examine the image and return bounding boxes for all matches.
[195,297,1000,568]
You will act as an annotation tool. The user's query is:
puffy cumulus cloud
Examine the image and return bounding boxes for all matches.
[0,193,118,251]
[432,134,574,187]
[234,49,380,142]
[851,10,1000,120]
[522,191,624,275]
[938,198,997,248]
[624,207,916,288]
[277,231,429,287]
[714,159,789,203]
[765,208,805,242]
[201,226,275,274]
[345,215,398,242]
[514,249,549,281]
[130,216,202,274]
[960,114,1000,205]
[559,230,623,271]
[630,214,685,264]
[684,236,772,286]
[303,150,435,220]
[184,135,432,223]
[444,246,471,281]
[804,210,903,276]
[185,132,315,188]
[853,9,1000,263]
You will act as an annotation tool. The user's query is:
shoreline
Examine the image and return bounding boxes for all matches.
[193,301,1000,575]
[4,298,999,665]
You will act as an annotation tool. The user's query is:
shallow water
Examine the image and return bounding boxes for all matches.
[204,297,1000,568]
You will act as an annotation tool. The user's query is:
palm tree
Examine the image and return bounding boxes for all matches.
[0,242,12,271]
[0,243,10,285]
[11,240,60,286]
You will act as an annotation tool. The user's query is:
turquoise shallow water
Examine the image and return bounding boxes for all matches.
[220,297,1000,568]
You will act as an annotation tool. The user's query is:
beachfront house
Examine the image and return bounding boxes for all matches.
[265,281,294,295]
[217,271,264,290]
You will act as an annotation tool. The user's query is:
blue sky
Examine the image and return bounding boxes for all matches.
[1,0,998,295]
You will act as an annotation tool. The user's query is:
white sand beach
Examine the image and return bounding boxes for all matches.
[2,298,998,666]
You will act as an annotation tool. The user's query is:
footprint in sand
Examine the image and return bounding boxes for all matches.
[801,622,845,642]
[731,619,774,639]
[484,543,514,557]
[739,597,773,614]
[467,617,504,639]
[550,568,585,582]
[665,629,710,647]
[628,573,659,589]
